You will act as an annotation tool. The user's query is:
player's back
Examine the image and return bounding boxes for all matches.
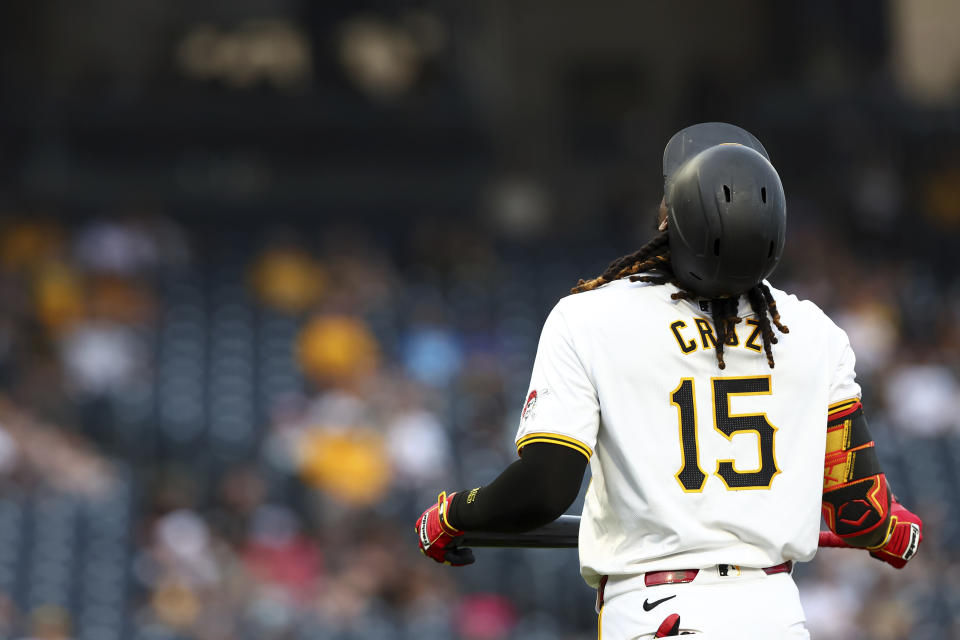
[549,278,856,586]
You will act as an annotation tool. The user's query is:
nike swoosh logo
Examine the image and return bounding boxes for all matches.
[642,595,677,611]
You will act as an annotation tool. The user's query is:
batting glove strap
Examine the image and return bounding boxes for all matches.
[415,492,474,566]
[868,501,922,569]
[437,492,460,536]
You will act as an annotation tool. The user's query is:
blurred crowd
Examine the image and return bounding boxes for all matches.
[0,205,957,640]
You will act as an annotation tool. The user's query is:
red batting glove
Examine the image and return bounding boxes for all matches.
[869,498,922,569]
[415,491,475,566]
[655,614,681,637]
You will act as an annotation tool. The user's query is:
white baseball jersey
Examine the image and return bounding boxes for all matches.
[514,279,860,588]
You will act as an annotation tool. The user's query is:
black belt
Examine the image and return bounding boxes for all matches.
[645,561,793,586]
[596,561,793,610]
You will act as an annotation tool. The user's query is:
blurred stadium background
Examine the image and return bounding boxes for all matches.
[0,1,958,639]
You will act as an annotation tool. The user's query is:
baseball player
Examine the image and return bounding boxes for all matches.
[415,123,922,639]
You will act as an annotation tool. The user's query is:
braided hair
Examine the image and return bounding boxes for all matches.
[572,232,788,369]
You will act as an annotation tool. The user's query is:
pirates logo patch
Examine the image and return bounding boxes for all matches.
[521,390,538,423]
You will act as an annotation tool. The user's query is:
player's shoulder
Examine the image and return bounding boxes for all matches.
[764,282,846,338]
[552,279,673,318]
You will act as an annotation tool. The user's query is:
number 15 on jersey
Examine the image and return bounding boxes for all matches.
[671,375,780,492]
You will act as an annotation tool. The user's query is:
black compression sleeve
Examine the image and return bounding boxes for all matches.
[446,442,588,533]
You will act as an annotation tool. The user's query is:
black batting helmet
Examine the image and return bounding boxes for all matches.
[662,122,786,298]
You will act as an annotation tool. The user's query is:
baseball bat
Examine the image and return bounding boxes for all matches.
[458,515,851,549]
[458,514,581,548]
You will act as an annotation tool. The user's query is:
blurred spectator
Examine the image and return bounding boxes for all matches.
[884,360,960,436]
[242,505,321,603]
[72,219,159,275]
[485,177,553,241]
[297,315,380,388]
[0,221,65,273]
[87,275,156,325]
[402,323,463,387]
[152,510,220,588]
[149,577,202,633]
[318,234,398,314]
[799,553,872,640]
[32,263,86,334]
[59,322,150,397]
[386,406,453,493]
[138,510,221,636]
[858,583,916,640]
[210,465,267,543]
[456,594,517,640]
[297,425,391,507]
[249,245,327,314]
[834,291,899,377]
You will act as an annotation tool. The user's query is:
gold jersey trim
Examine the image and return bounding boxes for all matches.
[828,397,860,413]
[516,432,593,460]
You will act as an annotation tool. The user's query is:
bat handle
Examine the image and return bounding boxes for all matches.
[818,531,851,548]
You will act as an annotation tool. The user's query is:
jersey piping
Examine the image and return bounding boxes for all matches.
[517,432,593,460]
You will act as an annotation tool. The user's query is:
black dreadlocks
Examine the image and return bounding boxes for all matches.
[572,232,788,369]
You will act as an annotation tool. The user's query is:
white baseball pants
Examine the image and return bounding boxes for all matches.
[597,566,810,639]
